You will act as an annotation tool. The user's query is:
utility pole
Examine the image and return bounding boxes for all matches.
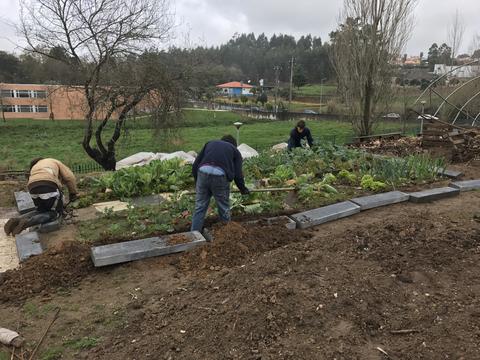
[402,71,407,134]
[273,65,280,113]
[289,56,294,110]
[420,100,426,135]
[319,78,326,114]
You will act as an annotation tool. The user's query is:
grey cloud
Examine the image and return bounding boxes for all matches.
[1,0,479,55]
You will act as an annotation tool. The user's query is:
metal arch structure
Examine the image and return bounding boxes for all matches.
[452,89,480,125]
[433,75,480,117]
[413,59,480,106]
[471,111,480,127]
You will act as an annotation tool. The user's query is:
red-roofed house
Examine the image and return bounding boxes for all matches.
[216,81,254,97]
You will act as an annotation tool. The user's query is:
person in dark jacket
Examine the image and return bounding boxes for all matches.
[288,120,314,150]
[191,135,250,232]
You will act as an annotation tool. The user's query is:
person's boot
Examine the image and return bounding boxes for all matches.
[4,210,40,236]
[4,217,20,236]
[11,213,56,236]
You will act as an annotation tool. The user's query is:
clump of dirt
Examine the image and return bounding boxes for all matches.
[179,221,311,271]
[0,242,93,303]
[167,234,190,245]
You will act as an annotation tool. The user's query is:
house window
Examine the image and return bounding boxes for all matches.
[18,105,33,112]
[36,105,48,113]
[34,90,47,98]
[16,90,31,98]
[0,90,14,98]
[1,105,15,112]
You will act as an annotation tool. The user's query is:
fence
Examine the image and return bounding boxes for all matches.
[2,161,105,179]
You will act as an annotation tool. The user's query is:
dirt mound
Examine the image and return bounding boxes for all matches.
[452,131,480,163]
[0,242,93,303]
[179,221,311,270]
[351,213,480,273]
[91,204,480,360]
[350,136,424,157]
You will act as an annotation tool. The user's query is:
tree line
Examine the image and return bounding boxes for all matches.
[0,32,334,89]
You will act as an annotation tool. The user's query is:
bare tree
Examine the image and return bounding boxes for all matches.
[331,0,417,136]
[20,0,177,170]
[469,33,480,57]
[447,9,465,64]
[0,83,6,123]
[0,97,6,123]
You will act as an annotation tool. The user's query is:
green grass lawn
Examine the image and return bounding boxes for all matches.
[293,84,337,97]
[0,110,418,170]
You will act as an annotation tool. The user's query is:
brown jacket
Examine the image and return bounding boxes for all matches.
[28,158,78,195]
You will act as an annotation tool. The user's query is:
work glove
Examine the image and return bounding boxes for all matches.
[240,187,251,196]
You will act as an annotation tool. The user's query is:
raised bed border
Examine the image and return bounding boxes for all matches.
[12,179,480,267]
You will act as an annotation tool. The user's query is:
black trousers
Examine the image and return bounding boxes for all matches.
[29,183,64,216]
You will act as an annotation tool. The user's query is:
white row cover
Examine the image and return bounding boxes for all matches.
[116,144,260,170]
[116,151,196,170]
[237,143,259,159]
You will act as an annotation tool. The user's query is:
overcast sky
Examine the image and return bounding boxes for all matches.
[1,0,479,56]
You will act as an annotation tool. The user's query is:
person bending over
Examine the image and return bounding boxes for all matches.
[4,158,78,236]
[288,120,314,150]
[190,135,250,232]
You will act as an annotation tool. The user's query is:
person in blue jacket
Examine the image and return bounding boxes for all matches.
[191,135,250,232]
[288,120,314,150]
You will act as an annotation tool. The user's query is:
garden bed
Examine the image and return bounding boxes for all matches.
[1,192,479,359]
[74,144,445,240]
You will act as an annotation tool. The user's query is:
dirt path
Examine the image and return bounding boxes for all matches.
[0,193,479,359]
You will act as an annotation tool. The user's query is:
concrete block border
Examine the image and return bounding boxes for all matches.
[81,178,478,268]
[290,201,361,229]
[437,168,464,179]
[409,187,460,203]
[15,231,43,262]
[350,191,409,210]
[91,231,206,267]
[449,180,480,192]
[14,191,36,215]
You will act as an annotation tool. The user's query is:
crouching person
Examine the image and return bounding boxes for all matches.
[4,158,79,236]
[191,135,250,232]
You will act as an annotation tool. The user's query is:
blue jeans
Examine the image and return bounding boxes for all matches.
[191,172,230,232]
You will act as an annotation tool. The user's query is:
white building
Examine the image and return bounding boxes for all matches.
[434,64,480,79]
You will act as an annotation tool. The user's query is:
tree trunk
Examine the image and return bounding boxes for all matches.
[0,97,5,123]
[81,143,117,170]
[362,60,375,136]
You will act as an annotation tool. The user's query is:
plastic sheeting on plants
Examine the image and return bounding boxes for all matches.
[116,151,196,170]
[237,143,259,159]
[159,151,196,163]
[116,152,156,170]
[272,142,288,152]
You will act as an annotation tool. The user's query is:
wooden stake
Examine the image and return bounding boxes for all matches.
[28,308,60,360]
[390,329,420,335]
[185,187,296,196]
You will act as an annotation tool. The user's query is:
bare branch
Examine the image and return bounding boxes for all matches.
[332,0,417,136]
[447,9,465,63]
[21,0,178,170]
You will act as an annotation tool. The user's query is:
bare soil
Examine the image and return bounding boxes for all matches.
[0,192,479,359]
[0,242,93,303]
